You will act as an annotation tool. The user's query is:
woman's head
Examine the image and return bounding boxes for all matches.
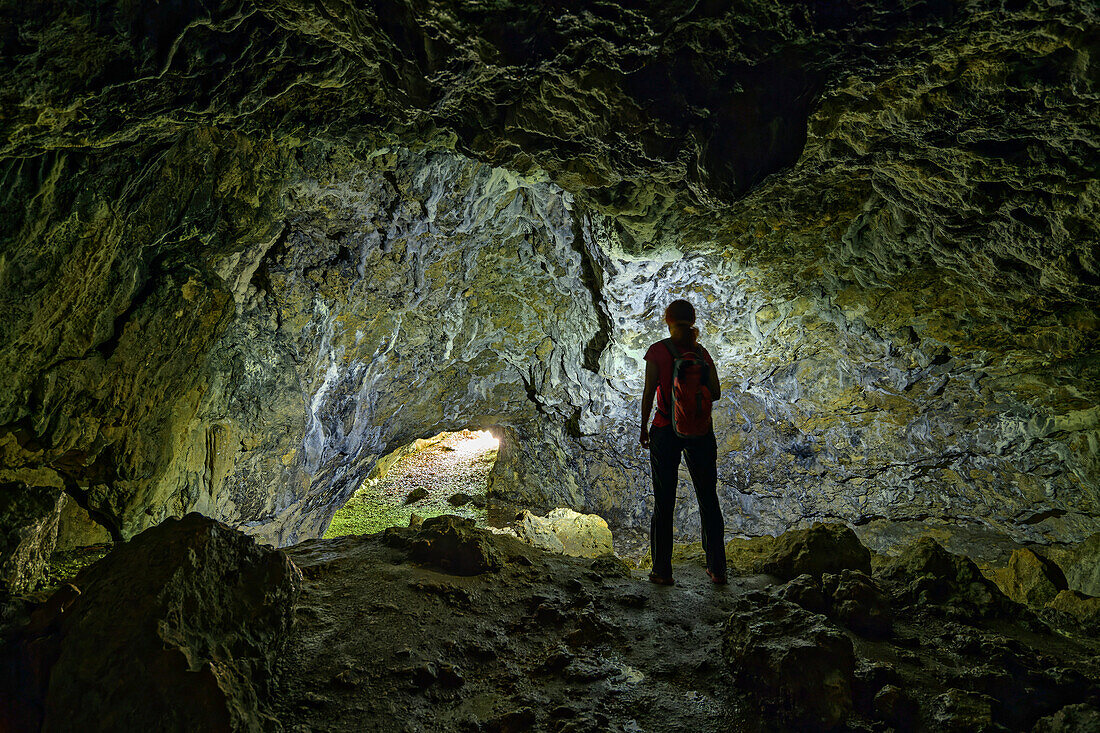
[664,299,699,345]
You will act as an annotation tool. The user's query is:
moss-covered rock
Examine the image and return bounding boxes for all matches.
[753,523,871,581]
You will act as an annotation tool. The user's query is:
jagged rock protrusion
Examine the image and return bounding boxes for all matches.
[6,513,301,732]
[753,522,871,580]
[405,515,506,576]
[0,481,64,594]
[876,537,1012,617]
[722,591,856,729]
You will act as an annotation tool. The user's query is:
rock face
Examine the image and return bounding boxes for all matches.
[753,522,871,580]
[7,513,301,732]
[722,592,856,728]
[1046,590,1100,632]
[0,481,64,593]
[877,537,1012,617]
[515,507,614,558]
[1043,533,1100,597]
[0,0,1098,587]
[995,547,1068,607]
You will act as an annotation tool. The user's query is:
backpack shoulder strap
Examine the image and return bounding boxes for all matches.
[663,338,681,360]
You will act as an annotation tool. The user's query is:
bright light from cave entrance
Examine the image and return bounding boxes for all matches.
[460,430,499,453]
[323,429,499,539]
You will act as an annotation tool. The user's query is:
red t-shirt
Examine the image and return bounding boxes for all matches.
[644,339,714,428]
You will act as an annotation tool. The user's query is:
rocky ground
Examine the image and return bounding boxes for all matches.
[7,514,1096,732]
[273,522,1100,733]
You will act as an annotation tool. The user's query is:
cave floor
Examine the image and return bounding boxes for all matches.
[273,530,1100,733]
[275,532,762,733]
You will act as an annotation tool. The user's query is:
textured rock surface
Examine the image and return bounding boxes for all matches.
[6,513,301,732]
[1043,533,1100,597]
[822,569,893,638]
[515,507,614,558]
[3,520,1098,731]
[877,537,1012,616]
[0,481,63,593]
[722,592,856,728]
[401,514,506,576]
[53,494,113,552]
[753,522,872,580]
[515,510,566,555]
[1033,704,1100,733]
[994,547,1068,607]
[0,0,1098,586]
[1046,590,1100,632]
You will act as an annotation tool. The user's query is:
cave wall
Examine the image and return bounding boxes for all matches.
[1,0,1098,588]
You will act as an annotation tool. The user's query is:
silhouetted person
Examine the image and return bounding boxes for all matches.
[640,299,727,585]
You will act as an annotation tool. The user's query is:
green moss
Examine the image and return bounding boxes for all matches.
[41,544,113,589]
[324,491,488,538]
[324,435,496,539]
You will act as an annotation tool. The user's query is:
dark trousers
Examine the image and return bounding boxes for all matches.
[649,425,725,578]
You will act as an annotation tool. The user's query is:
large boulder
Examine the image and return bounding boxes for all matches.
[407,515,504,575]
[722,591,856,728]
[1043,534,1100,598]
[753,523,871,581]
[1046,590,1100,632]
[515,510,566,554]
[994,548,1068,608]
[514,508,612,558]
[6,513,301,732]
[876,537,1011,616]
[822,570,893,638]
[1032,704,1100,733]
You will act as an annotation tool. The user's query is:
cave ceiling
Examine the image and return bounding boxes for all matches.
[0,0,1098,588]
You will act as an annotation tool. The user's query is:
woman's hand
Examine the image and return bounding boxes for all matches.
[639,424,650,449]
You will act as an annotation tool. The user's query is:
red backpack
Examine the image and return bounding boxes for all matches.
[663,339,713,438]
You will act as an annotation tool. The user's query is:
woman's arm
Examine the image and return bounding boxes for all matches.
[640,359,659,448]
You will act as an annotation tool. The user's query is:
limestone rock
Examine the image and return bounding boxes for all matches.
[930,689,997,733]
[1045,590,1100,632]
[515,511,566,555]
[515,508,612,558]
[1043,534,1100,598]
[588,554,633,579]
[544,508,614,558]
[774,574,829,615]
[407,515,504,576]
[995,548,1068,608]
[822,570,893,638]
[0,482,64,593]
[54,494,113,552]
[877,537,1012,616]
[12,513,300,732]
[722,592,856,729]
[724,536,777,574]
[753,523,871,581]
[1032,704,1100,733]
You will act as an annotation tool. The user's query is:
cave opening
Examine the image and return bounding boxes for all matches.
[323,429,502,539]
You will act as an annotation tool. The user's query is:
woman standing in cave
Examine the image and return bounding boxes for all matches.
[639,299,726,585]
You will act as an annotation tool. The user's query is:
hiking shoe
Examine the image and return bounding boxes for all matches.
[648,572,675,586]
[706,569,728,585]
